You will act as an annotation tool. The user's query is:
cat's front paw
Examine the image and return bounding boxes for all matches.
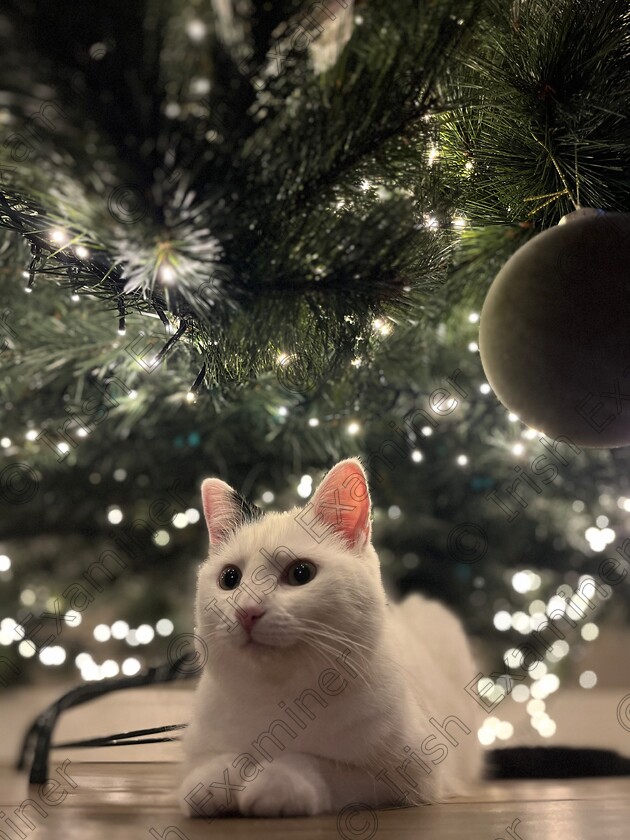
[179,757,243,818]
[239,756,332,817]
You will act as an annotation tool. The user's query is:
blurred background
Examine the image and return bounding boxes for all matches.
[1,0,630,760]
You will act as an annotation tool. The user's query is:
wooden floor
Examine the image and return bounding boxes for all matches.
[1,762,629,840]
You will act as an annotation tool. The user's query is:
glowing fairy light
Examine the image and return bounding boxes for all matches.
[512,443,525,456]
[1,437,11,448]
[159,263,176,283]
[122,657,141,676]
[136,624,155,644]
[186,391,196,403]
[50,228,69,245]
[468,341,479,352]
[0,555,11,572]
[75,245,89,259]
[581,622,599,641]
[347,421,360,435]
[308,418,320,427]
[93,624,111,642]
[107,507,123,525]
[72,294,80,302]
[468,312,479,323]
[156,619,174,636]
[479,383,491,394]
[372,318,392,336]
[452,216,467,230]
[424,215,439,230]
[579,670,597,689]
[421,426,433,436]
[25,430,38,441]
[493,610,511,631]
[456,454,468,466]
[186,18,207,41]
[111,621,129,640]
[507,413,519,422]
[411,450,423,463]
[297,475,313,498]
[427,145,440,165]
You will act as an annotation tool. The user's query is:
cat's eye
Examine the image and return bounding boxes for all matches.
[285,560,317,586]
[219,565,242,590]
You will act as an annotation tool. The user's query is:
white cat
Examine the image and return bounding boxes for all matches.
[178,458,483,818]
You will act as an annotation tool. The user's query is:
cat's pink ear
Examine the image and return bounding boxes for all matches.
[309,459,371,549]
[200,478,261,547]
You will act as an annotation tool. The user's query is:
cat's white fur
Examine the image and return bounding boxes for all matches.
[179,458,483,818]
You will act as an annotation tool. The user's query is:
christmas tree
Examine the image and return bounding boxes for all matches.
[1,0,630,747]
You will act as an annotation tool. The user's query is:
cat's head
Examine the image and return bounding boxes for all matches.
[194,458,386,677]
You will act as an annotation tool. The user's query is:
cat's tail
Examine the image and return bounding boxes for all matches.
[487,746,630,778]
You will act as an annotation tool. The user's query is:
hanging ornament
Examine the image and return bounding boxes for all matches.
[479,209,630,448]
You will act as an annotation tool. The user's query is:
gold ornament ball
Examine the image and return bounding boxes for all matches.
[479,210,630,448]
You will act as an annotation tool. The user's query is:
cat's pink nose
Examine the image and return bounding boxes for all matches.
[237,607,266,635]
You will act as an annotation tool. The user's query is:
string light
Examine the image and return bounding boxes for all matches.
[111,621,129,640]
[579,670,597,689]
[156,618,174,637]
[468,341,479,352]
[122,657,142,676]
[75,245,89,259]
[308,418,320,427]
[153,531,171,546]
[411,450,423,463]
[372,318,392,336]
[136,624,155,644]
[93,624,111,642]
[347,421,360,435]
[0,555,11,572]
[0,437,10,448]
[25,430,38,441]
[50,228,69,246]
[186,18,207,41]
[468,312,480,323]
[159,263,176,283]
[423,214,439,230]
[107,507,123,525]
[456,454,468,466]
